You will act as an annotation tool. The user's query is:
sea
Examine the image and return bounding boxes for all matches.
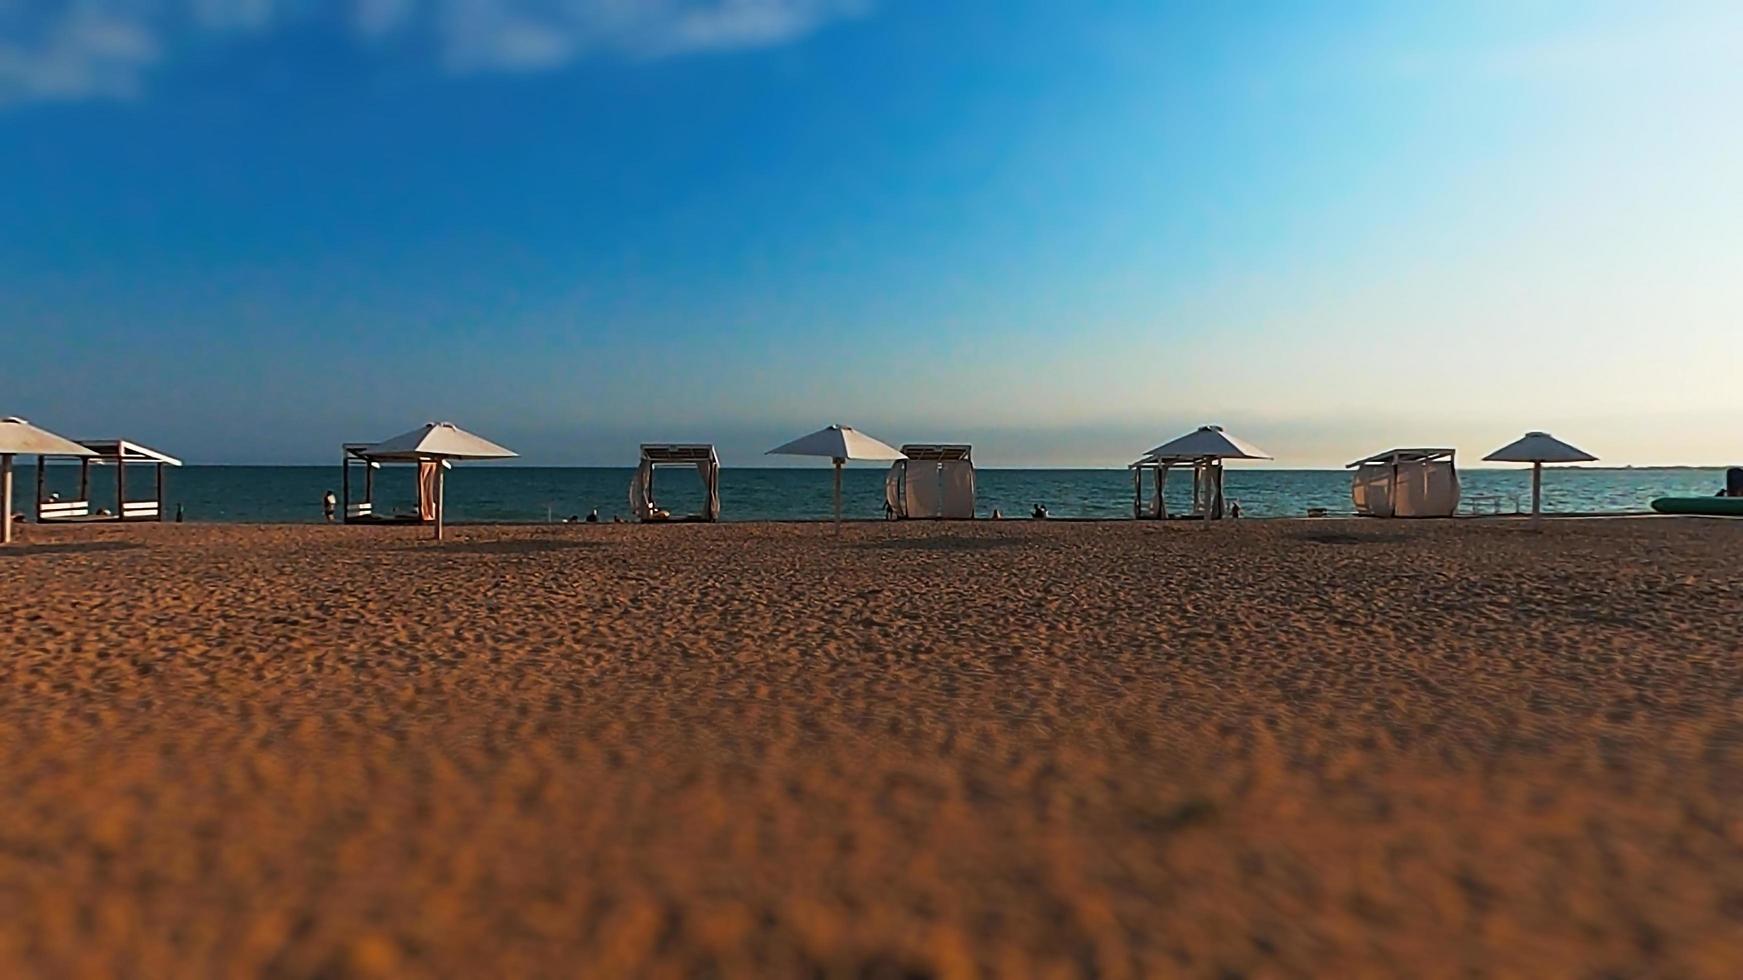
[18,464,1730,524]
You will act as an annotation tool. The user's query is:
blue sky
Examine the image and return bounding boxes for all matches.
[3,1,1740,466]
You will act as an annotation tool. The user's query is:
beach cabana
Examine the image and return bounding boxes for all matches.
[768,425,906,534]
[356,422,517,540]
[1483,431,1596,522]
[32,439,182,524]
[1131,425,1272,523]
[630,444,721,522]
[1,417,96,545]
[340,443,393,524]
[1347,448,1460,518]
[885,444,975,519]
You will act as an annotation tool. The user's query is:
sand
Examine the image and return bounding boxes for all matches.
[0,517,1739,977]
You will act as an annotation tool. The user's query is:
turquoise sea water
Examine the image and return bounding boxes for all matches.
[18,465,1730,523]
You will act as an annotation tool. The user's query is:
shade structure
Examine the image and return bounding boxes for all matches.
[1,417,97,545]
[767,425,906,533]
[887,444,975,520]
[1144,424,1273,462]
[631,444,721,522]
[360,422,517,540]
[1346,448,1460,518]
[362,421,517,461]
[1136,425,1272,525]
[1483,431,1596,520]
[34,439,183,525]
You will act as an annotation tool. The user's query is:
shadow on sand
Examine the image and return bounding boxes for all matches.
[857,536,1025,553]
[0,541,145,558]
[1291,531,1409,547]
[388,539,609,556]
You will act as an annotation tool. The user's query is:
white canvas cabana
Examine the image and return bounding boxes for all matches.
[1347,448,1460,518]
[885,444,974,519]
[1483,431,1596,521]
[1131,425,1272,523]
[1,417,96,545]
[356,422,517,540]
[630,444,720,522]
[768,425,906,534]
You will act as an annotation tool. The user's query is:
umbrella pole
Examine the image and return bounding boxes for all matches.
[1531,462,1542,523]
[833,458,843,536]
[2,454,12,545]
[1202,462,1213,528]
[435,465,445,541]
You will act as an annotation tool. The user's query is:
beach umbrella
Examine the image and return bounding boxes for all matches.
[1142,425,1272,524]
[0,417,96,545]
[1143,424,1273,462]
[362,422,517,540]
[767,425,906,534]
[1483,431,1596,521]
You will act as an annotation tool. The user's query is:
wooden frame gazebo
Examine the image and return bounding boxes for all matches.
[36,438,182,523]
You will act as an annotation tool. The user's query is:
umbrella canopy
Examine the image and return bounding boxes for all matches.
[1483,431,1595,520]
[1482,431,1596,464]
[1144,425,1272,461]
[0,417,97,457]
[362,421,517,461]
[767,425,905,462]
[359,422,515,541]
[2,417,96,545]
[767,425,905,533]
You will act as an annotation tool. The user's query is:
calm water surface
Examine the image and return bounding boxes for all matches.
[21,465,1730,523]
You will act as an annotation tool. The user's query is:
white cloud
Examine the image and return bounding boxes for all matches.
[0,0,869,106]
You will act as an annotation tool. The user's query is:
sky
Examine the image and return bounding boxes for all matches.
[3,0,1740,467]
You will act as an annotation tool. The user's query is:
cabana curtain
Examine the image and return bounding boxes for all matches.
[629,445,720,522]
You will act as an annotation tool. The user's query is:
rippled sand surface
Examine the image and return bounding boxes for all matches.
[1,518,1739,976]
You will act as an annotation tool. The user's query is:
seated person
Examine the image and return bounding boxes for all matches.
[1722,467,1743,498]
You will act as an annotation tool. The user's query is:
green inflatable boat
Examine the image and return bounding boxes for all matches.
[1650,497,1743,516]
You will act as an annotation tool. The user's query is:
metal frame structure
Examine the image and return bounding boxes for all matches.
[631,444,720,522]
[1346,448,1459,518]
[340,443,432,525]
[35,439,181,523]
[1130,454,1227,521]
[886,444,974,519]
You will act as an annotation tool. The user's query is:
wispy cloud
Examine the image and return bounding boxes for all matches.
[0,0,870,106]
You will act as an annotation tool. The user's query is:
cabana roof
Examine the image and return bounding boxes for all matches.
[1346,447,1455,468]
[899,444,972,462]
[640,443,718,463]
[76,439,182,466]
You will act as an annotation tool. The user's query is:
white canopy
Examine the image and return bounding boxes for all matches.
[1483,432,1596,464]
[2,417,97,545]
[1144,425,1272,462]
[767,425,905,462]
[363,421,517,461]
[0,417,96,457]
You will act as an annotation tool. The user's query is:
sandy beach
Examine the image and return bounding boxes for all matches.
[1,517,1738,976]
